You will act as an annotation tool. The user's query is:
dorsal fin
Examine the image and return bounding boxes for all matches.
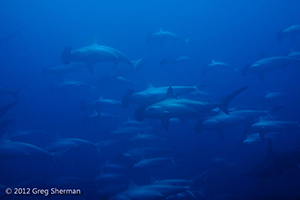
[212,59,216,63]
[99,95,103,100]
[166,86,176,99]
[159,28,163,32]
[147,82,155,89]
[291,49,295,53]
[91,37,98,45]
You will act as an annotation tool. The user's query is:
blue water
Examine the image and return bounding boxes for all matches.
[1,0,300,199]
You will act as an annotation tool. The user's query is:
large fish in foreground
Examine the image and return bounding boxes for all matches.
[122,83,206,107]
[241,56,300,80]
[61,40,142,73]
[135,86,248,130]
[146,28,189,47]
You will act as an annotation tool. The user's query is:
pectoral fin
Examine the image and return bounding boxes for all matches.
[95,109,101,116]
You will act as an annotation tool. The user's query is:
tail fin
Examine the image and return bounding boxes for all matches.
[134,105,147,121]
[131,58,143,73]
[241,64,250,76]
[194,84,206,94]
[146,32,153,44]
[219,86,248,114]
[122,89,134,108]
[61,47,72,65]
[277,29,283,43]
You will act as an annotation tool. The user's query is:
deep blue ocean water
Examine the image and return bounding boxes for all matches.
[1,0,300,199]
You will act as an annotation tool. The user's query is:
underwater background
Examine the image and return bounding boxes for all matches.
[1,0,300,199]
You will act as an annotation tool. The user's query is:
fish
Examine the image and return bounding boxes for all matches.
[131,156,175,170]
[202,60,237,73]
[241,56,300,80]
[126,133,166,145]
[48,80,96,92]
[99,75,137,85]
[42,63,85,80]
[194,106,284,138]
[0,135,54,160]
[264,91,287,99]
[146,28,189,47]
[61,39,142,73]
[82,110,117,124]
[108,183,197,200]
[95,172,127,183]
[80,96,121,115]
[134,86,248,130]
[242,132,280,144]
[122,83,206,108]
[109,126,152,140]
[121,147,173,160]
[250,119,300,141]
[277,25,300,43]
[46,137,101,156]
[287,50,300,59]
[121,118,149,128]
